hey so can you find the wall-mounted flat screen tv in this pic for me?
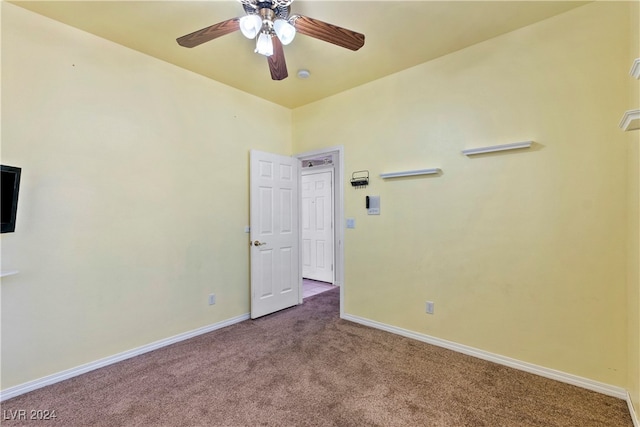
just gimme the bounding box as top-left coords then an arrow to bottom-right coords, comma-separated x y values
1,165 -> 22,233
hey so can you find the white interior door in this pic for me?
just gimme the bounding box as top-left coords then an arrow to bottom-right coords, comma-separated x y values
250,150 -> 300,319
301,170 -> 334,283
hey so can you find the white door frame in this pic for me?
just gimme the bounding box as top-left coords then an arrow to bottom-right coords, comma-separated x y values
295,146 -> 345,317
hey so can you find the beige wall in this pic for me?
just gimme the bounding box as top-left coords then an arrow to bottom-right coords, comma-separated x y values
294,2 -> 631,387
627,0 -> 640,416
1,3 -> 292,389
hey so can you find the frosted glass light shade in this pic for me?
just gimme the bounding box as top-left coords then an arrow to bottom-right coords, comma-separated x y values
239,15 -> 262,39
255,33 -> 273,56
273,19 -> 296,45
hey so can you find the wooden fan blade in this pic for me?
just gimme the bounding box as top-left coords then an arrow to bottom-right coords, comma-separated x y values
268,37 -> 288,80
177,18 -> 240,48
293,15 -> 365,51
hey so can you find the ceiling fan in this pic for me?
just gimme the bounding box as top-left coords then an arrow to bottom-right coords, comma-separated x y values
176,0 -> 365,81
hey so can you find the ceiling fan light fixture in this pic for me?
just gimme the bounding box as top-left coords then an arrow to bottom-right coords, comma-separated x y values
255,32 -> 274,57
177,0 -> 365,81
239,14 -> 262,39
273,19 -> 296,45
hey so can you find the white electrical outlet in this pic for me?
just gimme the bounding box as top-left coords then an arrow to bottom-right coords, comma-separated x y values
208,294 -> 216,305
426,301 -> 434,314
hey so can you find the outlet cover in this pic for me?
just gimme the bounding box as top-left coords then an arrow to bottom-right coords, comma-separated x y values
426,301 -> 434,314
208,294 -> 216,305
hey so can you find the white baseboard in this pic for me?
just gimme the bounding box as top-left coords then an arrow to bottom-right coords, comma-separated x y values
0,313 -> 250,402
342,313 -> 628,400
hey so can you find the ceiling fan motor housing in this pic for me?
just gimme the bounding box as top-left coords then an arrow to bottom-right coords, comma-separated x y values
243,1 -> 290,21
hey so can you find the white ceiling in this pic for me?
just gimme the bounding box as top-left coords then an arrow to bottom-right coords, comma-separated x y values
9,1 -> 589,109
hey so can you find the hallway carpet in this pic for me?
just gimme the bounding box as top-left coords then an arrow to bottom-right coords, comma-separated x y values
1,288 -> 633,426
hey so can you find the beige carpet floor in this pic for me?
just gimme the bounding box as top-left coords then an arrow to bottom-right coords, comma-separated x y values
1,288 -> 633,426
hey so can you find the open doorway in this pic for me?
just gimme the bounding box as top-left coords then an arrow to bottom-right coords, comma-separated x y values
296,146 -> 345,315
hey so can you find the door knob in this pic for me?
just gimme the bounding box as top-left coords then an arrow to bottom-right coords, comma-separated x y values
253,240 -> 267,246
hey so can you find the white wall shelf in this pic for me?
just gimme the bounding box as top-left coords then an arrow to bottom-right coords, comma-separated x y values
1,270 -> 19,278
380,168 -> 441,179
620,109 -> 640,131
631,58 -> 640,79
620,59 -> 639,131
462,141 -> 533,156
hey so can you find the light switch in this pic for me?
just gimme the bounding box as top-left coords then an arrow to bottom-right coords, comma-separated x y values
346,218 -> 356,229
